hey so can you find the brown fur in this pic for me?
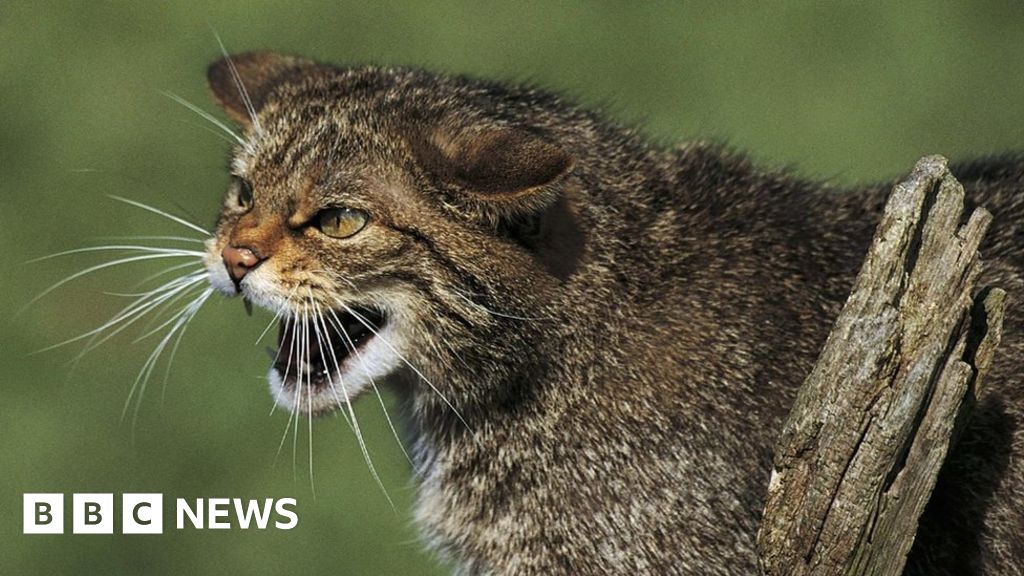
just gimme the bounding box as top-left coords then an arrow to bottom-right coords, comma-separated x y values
205,53 -> 1024,574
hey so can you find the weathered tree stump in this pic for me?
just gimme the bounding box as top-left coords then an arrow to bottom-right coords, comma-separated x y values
757,155 -> 1006,576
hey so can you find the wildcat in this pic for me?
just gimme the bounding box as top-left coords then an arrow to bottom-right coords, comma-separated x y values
200,52 -> 1023,574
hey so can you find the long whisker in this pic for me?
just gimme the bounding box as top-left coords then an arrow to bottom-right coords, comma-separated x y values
98,235 -> 206,245
255,306 -> 284,347
122,286 -> 213,427
325,307 -> 413,466
293,301 -> 309,481
129,262 -> 206,291
23,253 -> 201,311
172,117 -> 239,145
273,312 -> 300,459
267,317 -> 292,376
105,271 -> 207,347
107,195 -> 212,236
127,286 -> 212,423
160,90 -> 245,145
91,282 -> 208,361
305,301 -> 375,496
334,299 -> 478,442
255,283 -> 301,346
313,301 -> 395,509
70,281 -> 207,383
275,301 -> 307,473
132,283 -> 211,343
155,281 -> 214,405
26,245 -> 205,264
270,310 -> 300,418
269,290 -> 304,418
289,308 -> 355,471
306,303 -> 354,429
159,291 -> 205,404
34,270 -> 207,355
213,32 -> 263,135
131,278 -> 208,333
306,299 -> 317,498
79,272 -> 207,348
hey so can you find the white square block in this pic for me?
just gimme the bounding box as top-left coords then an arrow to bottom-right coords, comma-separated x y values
23,493 -> 63,534
72,493 -> 114,534
122,493 -> 163,534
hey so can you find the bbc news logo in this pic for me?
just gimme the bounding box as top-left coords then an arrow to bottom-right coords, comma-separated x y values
23,493 -> 298,534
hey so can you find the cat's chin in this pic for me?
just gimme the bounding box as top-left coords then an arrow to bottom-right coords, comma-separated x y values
266,309 -> 405,416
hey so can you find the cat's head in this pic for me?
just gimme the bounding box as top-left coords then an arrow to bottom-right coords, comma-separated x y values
203,52 -> 582,418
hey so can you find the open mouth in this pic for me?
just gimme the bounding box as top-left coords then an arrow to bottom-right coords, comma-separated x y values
272,306 -> 386,389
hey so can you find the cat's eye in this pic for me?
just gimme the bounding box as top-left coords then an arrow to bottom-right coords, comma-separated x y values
233,176 -> 253,210
317,207 -> 369,239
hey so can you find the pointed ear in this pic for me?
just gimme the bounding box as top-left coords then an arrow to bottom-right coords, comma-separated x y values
413,125 -> 575,201
207,52 -> 316,127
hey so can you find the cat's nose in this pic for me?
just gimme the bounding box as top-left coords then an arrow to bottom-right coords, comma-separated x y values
221,245 -> 265,286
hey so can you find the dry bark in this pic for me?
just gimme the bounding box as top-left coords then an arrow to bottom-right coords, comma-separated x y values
757,155 -> 1006,576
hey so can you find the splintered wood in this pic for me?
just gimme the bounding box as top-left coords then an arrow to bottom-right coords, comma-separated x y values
757,156 -> 1006,576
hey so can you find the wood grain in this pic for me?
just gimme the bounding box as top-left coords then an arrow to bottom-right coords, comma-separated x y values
757,155 -> 1006,576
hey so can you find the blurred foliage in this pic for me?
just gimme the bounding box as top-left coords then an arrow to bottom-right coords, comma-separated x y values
2,2 -> 1024,574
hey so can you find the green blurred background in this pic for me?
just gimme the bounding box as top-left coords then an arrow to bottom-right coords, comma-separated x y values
3,2 -> 1024,574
